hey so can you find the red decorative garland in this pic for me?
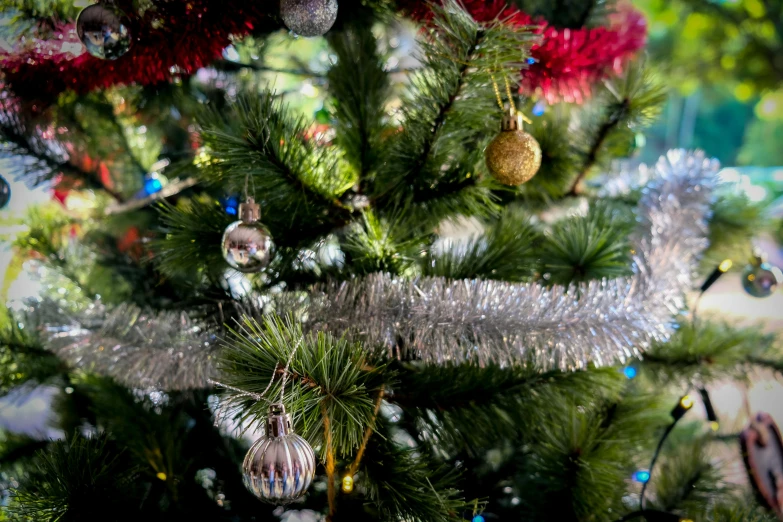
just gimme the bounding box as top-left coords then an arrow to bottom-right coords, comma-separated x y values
0,0 -> 644,105
401,0 -> 646,103
0,0 -> 272,105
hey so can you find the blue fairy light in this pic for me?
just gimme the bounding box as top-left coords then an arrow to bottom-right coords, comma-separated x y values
527,57 -> 537,65
472,516 -> 485,522
223,195 -> 239,216
532,100 -> 546,117
633,470 -> 650,483
623,366 -> 637,379
143,176 -> 163,196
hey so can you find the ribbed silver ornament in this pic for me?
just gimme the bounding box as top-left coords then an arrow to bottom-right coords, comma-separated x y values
242,404 -> 316,504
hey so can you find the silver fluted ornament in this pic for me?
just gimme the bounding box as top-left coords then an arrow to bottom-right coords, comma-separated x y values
221,198 -> 273,273
243,404 -> 316,504
76,3 -> 132,60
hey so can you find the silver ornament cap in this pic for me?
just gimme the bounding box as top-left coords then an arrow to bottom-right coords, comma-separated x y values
221,198 -> 273,273
280,0 -> 338,37
243,404 -> 316,504
76,4 -> 132,60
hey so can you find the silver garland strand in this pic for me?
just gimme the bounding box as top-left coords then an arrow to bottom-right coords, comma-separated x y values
287,150 -> 718,370
30,150 -> 717,387
33,300 -> 219,390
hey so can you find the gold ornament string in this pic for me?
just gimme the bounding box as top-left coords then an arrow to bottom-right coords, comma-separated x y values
427,46 -> 532,123
490,72 -> 532,124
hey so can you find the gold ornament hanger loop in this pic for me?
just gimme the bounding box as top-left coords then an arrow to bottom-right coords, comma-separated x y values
490,72 -> 532,124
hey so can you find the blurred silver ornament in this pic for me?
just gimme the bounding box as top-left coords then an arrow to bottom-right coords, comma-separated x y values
280,0 -> 338,37
222,198 -> 273,273
76,4 -> 132,60
741,254 -> 782,298
243,404 -> 316,504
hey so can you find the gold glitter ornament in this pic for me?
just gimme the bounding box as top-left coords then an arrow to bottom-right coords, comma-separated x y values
485,110 -> 542,186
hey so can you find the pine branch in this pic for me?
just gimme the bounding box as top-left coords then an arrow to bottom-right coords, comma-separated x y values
641,320 -> 779,384
152,198 -> 233,279
516,393 -> 672,520
701,191 -> 770,272
392,363 -> 627,453
361,418 -> 473,522
195,91 -> 357,243
568,60 -> 665,196
422,208 -> 541,282
327,23 -> 391,179
539,201 -> 635,285
105,177 -> 198,215
0,106 -> 124,200
568,106 -> 626,196
645,437 -> 725,520
372,0 -> 535,222
217,315 -> 388,457
341,210 -> 424,276
9,434 -> 141,521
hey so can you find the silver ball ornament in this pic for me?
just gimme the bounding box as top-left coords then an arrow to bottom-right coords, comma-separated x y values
76,4 -> 132,60
741,258 -> 783,298
221,198 -> 273,273
280,0 -> 338,37
0,175 -> 10,210
243,404 -> 316,504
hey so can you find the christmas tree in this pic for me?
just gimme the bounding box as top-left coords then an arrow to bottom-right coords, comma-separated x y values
1,1 -> 781,521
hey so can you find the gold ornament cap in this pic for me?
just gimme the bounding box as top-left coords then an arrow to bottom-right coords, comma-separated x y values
500,110 -> 525,132
239,197 -> 261,224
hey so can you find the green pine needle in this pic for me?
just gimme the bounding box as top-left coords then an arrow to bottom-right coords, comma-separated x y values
361,419 -> 473,522
423,207 -> 541,282
9,434 -> 140,521
643,320 -> 779,384
539,202 -> 635,285
327,24 -> 392,178
218,315 -> 387,457
152,197 -> 232,280
342,210 -> 423,276
702,191 -> 770,272
372,0 -> 536,222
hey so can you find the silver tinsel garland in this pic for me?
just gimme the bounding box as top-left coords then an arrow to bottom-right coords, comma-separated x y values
36,301 -> 218,390
31,150 -> 718,389
291,153 -> 717,370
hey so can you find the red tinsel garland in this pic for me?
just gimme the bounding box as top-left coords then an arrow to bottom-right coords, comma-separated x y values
0,0 -> 272,105
400,0 -> 646,103
0,0 -> 644,105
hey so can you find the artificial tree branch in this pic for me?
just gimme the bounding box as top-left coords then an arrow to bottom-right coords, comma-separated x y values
347,385 -> 385,477
567,102 -> 628,196
373,29 -> 482,203
322,401 -> 337,522
104,177 -> 198,215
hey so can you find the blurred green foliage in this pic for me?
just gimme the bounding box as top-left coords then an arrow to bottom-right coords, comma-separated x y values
636,0 -> 783,166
